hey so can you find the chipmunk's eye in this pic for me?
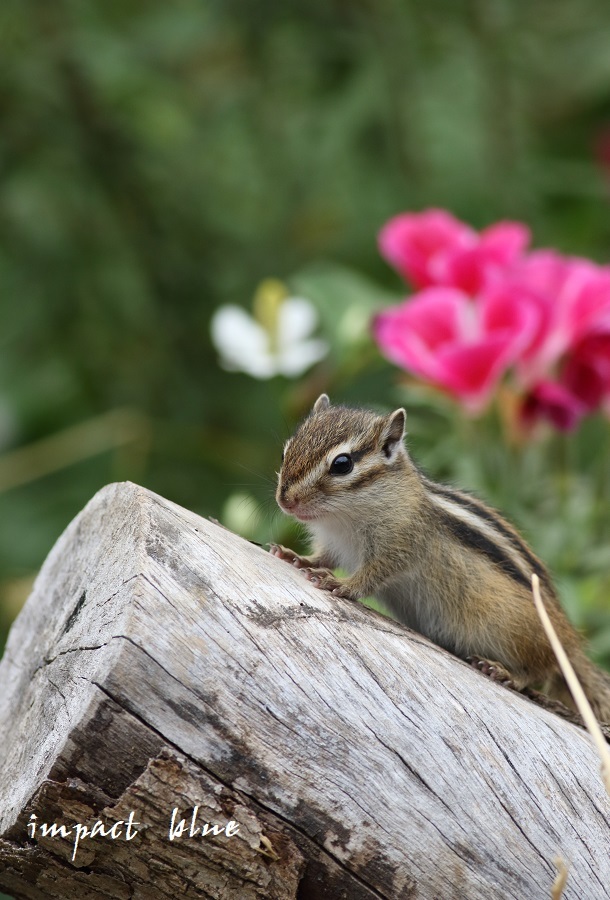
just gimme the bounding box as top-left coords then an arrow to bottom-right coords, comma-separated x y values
330,454 -> 353,475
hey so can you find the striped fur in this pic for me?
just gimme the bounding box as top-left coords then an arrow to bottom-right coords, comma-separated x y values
275,396 -> 610,721
278,399 -> 549,592
422,477 -> 555,595
423,481 -> 553,596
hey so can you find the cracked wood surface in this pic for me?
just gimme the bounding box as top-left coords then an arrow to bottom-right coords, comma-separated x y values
0,481 -> 609,899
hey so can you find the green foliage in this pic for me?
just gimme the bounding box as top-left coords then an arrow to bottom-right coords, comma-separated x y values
1,0 -> 610,668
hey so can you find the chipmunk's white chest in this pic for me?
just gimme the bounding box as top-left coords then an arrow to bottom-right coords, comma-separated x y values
307,520 -> 366,574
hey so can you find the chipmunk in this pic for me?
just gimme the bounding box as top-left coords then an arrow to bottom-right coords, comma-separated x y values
271,393 -> 610,723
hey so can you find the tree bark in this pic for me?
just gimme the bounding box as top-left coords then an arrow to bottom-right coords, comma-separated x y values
0,482 -> 608,899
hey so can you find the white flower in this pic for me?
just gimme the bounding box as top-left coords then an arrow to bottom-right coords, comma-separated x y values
211,281 -> 328,379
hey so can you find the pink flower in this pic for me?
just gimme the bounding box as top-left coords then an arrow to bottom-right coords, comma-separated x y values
520,381 -> 588,432
373,284 -> 540,412
516,268 -> 610,427
565,269 -> 610,341
562,330 -> 610,410
376,208 -> 610,429
378,210 -> 473,289
379,209 -> 530,294
511,251 -> 610,380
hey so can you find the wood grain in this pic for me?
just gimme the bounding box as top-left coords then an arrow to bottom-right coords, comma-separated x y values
0,482 -> 608,899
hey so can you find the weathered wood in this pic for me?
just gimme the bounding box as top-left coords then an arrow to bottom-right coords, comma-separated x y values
0,481 -> 608,899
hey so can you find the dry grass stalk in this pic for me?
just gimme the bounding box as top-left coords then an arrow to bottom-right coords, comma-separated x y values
531,573 -> 610,795
551,856 -> 569,900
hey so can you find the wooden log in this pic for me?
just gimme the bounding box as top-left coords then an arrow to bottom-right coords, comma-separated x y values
0,481 -> 608,900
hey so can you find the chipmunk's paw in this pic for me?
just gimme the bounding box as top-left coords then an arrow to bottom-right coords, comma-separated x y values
301,568 -> 357,600
467,656 -> 515,688
269,544 -> 308,568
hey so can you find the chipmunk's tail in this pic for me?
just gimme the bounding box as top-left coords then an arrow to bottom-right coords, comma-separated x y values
546,653 -> 610,725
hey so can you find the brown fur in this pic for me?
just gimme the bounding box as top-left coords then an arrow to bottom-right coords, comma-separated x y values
276,396 -> 610,724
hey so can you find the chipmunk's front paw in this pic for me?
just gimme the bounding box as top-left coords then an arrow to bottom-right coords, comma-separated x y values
301,568 -> 357,600
269,544 -> 308,568
467,656 -> 515,688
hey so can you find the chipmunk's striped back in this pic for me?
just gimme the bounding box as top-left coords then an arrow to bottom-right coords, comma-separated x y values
421,476 -> 555,597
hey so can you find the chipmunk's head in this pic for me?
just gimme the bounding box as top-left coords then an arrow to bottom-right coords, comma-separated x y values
276,394 -> 408,522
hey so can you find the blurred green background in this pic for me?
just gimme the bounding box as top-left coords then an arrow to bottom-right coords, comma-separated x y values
1,0 -> 610,669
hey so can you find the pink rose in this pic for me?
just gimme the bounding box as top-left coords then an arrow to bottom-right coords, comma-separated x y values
373,283 -> 540,413
379,209 -> 530,294
376,208 -> 610,429
520,380 -> 588,432
562,330 -> 610,410
565,269 -> 610,342
512,251 -> 610,379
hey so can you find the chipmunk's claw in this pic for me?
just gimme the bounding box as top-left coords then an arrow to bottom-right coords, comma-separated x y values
300,566 -> 329,587
269,544 -> 307,568
467,656 -> 515,687
301,568 -> 356,600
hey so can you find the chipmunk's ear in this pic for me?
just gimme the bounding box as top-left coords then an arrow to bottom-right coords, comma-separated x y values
312,394 -> 330,414
380,408 -> 406,460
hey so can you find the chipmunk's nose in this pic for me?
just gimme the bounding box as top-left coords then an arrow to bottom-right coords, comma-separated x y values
276,483 -> 290,505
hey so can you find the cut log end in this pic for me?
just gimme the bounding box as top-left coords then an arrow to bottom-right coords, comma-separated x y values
0,482 -> 608,899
